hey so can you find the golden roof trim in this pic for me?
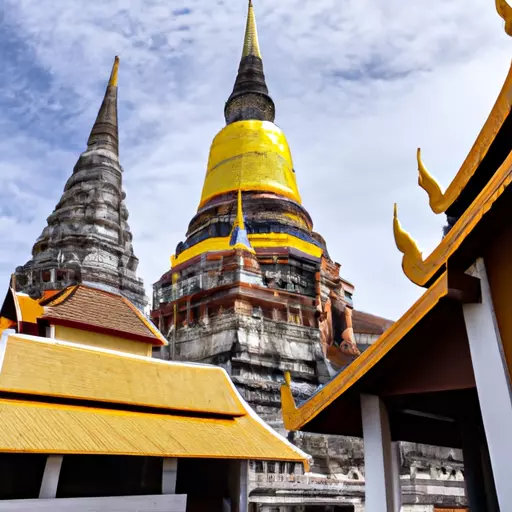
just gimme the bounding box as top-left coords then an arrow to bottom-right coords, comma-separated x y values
11,290 -> 44,327
281,272 -> 449,431
394,151 -> 512,286
417,62 -> 512,213
121,292 -> 168,345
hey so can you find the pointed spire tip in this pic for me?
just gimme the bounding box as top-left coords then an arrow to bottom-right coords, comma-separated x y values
242,0 -> 262,58
109,56 -> 120,87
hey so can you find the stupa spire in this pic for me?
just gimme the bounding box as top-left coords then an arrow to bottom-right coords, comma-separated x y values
224,0 -> 275,124
87,56 -> 120,155
242,1 -> 262,59
14,56 -> 147,310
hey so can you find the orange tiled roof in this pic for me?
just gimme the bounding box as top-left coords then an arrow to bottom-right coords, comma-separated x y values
353,310 -> 393,335
41,285 -> 166,346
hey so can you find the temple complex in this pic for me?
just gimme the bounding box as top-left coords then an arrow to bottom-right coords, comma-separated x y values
0,59 -> 308,512
13,57 -> 147,310
151,2 -> 466,510
4,0 -> 506,508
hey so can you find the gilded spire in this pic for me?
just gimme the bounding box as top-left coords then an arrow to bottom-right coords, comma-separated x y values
230,190 -> 255,253
224,1 -> 275,124
108,55 -> 120,87
496,0 -> 512,36
87,56 -> 120,155
236,188 -> 246,231
242,1 -> 262,58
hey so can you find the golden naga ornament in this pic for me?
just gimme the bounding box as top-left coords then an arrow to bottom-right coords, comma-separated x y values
496,0 -> 512,36
417,148 -> 446,214
393,204 -> 426,283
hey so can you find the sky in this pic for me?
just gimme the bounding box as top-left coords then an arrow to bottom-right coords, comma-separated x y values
0,0 -> 510,321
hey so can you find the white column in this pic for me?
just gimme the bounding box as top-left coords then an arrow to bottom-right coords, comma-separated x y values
238,460 -> 249,512
39,455 -> 63,499
162,458 -> 178,494
391,442 -> 402,510
463,258 -> 512,511
361,394 -> 399,512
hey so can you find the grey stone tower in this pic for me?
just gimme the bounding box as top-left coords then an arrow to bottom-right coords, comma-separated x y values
14,57 -> 146,309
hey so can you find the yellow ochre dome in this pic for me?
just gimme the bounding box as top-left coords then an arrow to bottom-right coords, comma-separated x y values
199,120 -> 302,208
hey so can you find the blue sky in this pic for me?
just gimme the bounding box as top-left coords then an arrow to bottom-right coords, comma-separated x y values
0,0 -> 510,320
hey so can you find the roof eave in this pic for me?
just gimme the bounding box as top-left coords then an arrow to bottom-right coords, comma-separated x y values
281,270 -> 480,432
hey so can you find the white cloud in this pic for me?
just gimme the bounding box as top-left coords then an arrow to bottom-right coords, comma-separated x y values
0,0 -> 510,320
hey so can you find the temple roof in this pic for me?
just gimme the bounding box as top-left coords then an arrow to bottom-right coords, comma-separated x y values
0,284 -> 166,346
352,310 -> 394,335
281,270 -> 481,439
41,285 -> 166,345
282,6 -> 512,437
0,330 -> 310,466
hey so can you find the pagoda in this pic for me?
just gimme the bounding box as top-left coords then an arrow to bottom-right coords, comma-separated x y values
151,1 -> 391,420
14,58 -> 147,310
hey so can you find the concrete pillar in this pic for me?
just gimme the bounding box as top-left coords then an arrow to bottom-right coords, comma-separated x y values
462,258 -> 512,511
391,442 -> 402,510
162,458 -> 178,494
39,455 -> 63,498
238,460 -> 249,512
229,460 -> 248,512
461,419 -> 489,512
361,394 -> 399,512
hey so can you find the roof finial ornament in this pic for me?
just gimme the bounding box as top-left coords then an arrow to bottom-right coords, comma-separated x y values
417,148 -> 445,213
393,204 -> 425,279
496,0 -> 512,36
